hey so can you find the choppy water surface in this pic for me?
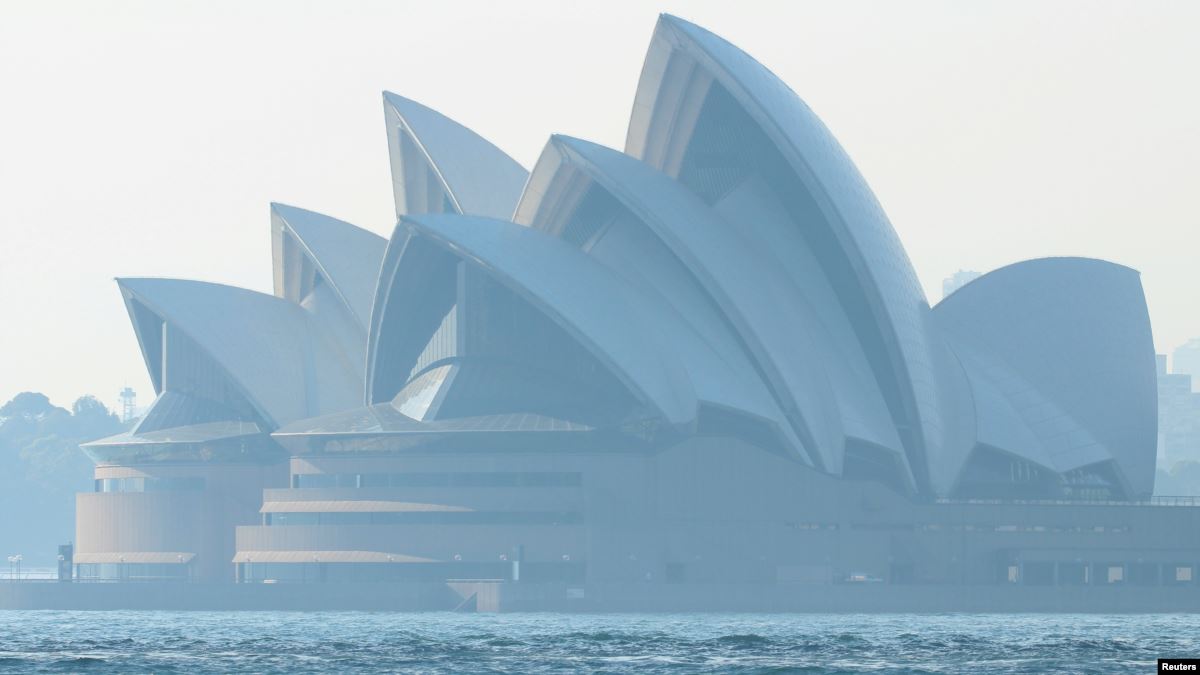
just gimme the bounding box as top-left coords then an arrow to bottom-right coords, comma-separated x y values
0,611 -> 1195,673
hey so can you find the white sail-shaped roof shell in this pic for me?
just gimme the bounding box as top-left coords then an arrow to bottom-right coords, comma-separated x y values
80,14 -> 1156,501
513,134 -> 911,476
398,213 -> 698,429
934,257 -> 1157,498
949,340 -> 1111,477
270,203 -> 387,375
383,93 -> 528,220
271,202 -> 386,332
119,278 -> 361,427
625,14 -> 947,491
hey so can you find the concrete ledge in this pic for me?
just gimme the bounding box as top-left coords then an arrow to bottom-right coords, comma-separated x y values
3,581 -> 1200,612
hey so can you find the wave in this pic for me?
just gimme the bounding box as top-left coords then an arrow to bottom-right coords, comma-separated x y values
0,612 -> 1191,674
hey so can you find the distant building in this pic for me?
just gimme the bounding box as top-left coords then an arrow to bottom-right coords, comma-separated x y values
1174,339 -> 1200,390
1158,346 -> 1200,469
942,270 -> 981,299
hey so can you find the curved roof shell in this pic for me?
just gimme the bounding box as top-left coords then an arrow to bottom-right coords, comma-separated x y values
365,225 -> 452,405
383,93 -> 528,220
95,14 -> 1160,500
118,277 -> 362,428
934,257 -> 1157,497
515,134 -> 913,476
270,202 -> 386,334
948,339 -> 1111,479
356,19 -> 1156,496
394,213 -> 699,429
367,215 -> 683,431
624,13 -> 945,491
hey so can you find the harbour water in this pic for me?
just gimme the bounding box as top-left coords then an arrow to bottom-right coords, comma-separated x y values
0,611 -> 1195,673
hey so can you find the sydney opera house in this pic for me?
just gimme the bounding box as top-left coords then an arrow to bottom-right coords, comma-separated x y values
70,15 -> 1200,608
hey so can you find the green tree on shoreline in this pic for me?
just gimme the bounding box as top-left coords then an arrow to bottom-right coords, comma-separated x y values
0,392 -> 127,565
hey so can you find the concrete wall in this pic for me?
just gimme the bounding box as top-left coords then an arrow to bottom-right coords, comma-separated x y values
77,461 -> 287,581
76,437 -> 1200,595
231,437 -> 1200,590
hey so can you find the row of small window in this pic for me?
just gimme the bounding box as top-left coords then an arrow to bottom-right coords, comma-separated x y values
1003,562 -> 1195,586
237,561 -> 586,584
76,563 -> 189,581
94,477 -> 206,493
920,523 -> 1131,534
264,511 -> 583,526
847,522 -> 1131,533
291,471 -> 583,489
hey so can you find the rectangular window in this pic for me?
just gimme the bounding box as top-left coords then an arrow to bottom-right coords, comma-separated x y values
143,477 -> 205,492
371,512 -> 402,525
264,511 -> 582,526
665,563 -> 686,583
289,471 -> 585,489
1058,563 -> 1088,586
521,472 -> 582,487
271,512 -> 319,526
1177,566 -> 1193,583
360,473 -> 390,488
452,472 -> 519,487
1023,562 -> 1055,586
96,477 -> 203,492
294,474 -> 337,489
320,513 -> 370,526
391,473 -> 449,487
1107,566 -> 1124,584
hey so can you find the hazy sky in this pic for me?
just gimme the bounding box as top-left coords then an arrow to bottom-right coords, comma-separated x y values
1,0 -> 1198,412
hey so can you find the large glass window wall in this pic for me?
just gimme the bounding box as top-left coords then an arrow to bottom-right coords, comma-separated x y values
237,561 -> 585,584
291,471 -> 582,489
76,563 -> 190,581
265,511 -> 582,526
94,476 -> 206,493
